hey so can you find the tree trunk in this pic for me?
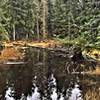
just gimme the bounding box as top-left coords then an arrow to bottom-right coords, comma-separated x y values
48,0 -> 52,36
68,16 -> 71,39
42,0 -> 47,39
68,0 -> 71,39
36,13 -> 40,41
12,24 -> 16,41
26,33 -> 29,40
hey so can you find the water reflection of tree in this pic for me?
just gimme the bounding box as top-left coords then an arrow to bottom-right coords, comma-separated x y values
25,48 -> 49,95
0,48 -> 100,99
0,64 -> 33,99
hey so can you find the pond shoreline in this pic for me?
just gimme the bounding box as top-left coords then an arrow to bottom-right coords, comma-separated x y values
0,40 -> 100,67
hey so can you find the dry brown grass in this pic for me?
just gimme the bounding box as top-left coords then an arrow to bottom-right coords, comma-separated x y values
88,67 -> 100,75
27,40 -> 58,48
84,89 -> 100,100
85,49 -> 100,61
0,47 -> 22,62
2,40 -> 59,48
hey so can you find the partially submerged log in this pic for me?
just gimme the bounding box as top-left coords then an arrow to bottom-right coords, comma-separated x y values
3,61 -> 26,65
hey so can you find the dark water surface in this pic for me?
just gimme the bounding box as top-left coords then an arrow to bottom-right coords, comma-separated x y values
0,47 -> 100,100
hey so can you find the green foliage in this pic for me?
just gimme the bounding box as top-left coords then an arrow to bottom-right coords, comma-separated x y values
0,0 -> 99,49
0,25 -> 9,41
50,0 -> 100,49
0,0 -> 36,40
89,35 -> 100,49
7,0 -> 36,40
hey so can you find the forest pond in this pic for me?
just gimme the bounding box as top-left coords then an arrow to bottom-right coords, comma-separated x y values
0,47 -> 100,100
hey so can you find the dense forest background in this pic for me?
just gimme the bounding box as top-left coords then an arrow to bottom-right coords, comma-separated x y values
0,0 -> 100,48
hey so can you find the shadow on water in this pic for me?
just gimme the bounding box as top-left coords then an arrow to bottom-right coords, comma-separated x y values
0,47 -> 100,100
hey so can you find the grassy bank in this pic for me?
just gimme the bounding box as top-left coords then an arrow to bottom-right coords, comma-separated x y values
54,37 -> 100,49
54,37 -> 100,61
0,38 -> 100,62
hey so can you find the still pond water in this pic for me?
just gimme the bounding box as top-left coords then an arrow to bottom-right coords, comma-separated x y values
0,47 -> 100,100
